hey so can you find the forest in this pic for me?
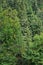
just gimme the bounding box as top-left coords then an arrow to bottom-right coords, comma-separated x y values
0,0 -> 43,65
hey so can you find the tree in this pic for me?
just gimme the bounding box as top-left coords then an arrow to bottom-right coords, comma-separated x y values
0,7 -> 23,65
0,0 -> 43,65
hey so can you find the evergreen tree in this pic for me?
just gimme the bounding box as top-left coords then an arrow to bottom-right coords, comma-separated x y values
0,7 -> 23,65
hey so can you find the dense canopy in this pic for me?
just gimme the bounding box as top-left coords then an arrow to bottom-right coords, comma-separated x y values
0,0 -> 43,65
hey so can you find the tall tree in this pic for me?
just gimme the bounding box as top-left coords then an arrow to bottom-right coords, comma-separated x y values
0,7 -> 23,65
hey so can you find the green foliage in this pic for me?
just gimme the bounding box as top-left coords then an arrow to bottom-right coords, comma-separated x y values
0,0 -> 43,65
23,33 -> 43,65
0,7 -> 23,65
29,14 -> 42,36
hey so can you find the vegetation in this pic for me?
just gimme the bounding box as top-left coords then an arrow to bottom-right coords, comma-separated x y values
0,0 -> 43,65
